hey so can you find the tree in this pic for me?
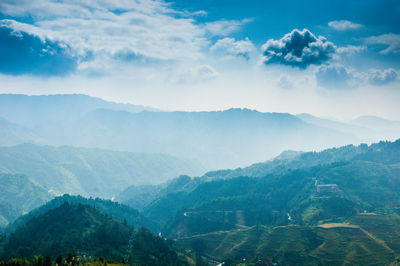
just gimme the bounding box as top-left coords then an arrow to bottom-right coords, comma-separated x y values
55,255 -> 62,265
44,256 -> 52,266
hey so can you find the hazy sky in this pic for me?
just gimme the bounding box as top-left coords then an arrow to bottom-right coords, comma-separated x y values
0,0 -> 399,120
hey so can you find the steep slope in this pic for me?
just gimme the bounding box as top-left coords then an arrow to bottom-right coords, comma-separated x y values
5,194 -> 160,234
1,203 -> 192,265
0,143 -> 205,197
0,174 -> 53,227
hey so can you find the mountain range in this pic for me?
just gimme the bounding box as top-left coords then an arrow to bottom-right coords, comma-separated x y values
0,143 -> 204,198
2,94 -> 399,169
1,139 -> 400,264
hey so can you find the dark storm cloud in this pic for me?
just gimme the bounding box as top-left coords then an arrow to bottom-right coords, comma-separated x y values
262,29 -> 335,68
0,25 -> 77,76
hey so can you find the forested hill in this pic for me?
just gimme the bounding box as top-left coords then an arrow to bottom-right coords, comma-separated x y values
203,138 -> 400,180
1,202 -> 194,265
5,194 -> 160,234
114,139 -> 400,237
118,139 -> 400,211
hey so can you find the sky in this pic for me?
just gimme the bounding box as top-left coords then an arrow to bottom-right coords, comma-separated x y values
0,0 -> 399,120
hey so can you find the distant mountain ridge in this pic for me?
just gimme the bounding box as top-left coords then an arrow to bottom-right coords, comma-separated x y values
0,94 -> 157,127
297,113 -> 400,142
59,107 -> 358,168
0,93 -> 366,169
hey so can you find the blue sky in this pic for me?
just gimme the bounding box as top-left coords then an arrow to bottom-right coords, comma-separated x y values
0,0 -> 399,120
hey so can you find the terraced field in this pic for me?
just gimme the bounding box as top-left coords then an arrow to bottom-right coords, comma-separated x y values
178,215 -> 400,265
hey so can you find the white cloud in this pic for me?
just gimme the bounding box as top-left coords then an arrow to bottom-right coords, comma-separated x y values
0,0 -> 249,74
365,33 -> 400,54
336,45 -> 367,55
204,18 -> 252,36
315,65 -> 399,89
367,68 -> 399,85
210,37 -> 255,59
328,20 -> 363,31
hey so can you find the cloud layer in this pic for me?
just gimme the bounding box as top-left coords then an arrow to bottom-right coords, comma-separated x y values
365,34 -> 400,54
210,37 -> 255,59
368,68 -> 399,85
316,65 -> 399,89
0,0 -> 248,76
328,20 -> 363,31
261,29 -> 336,68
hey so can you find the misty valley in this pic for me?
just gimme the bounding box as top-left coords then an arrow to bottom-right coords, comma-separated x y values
0,94 -> 400,265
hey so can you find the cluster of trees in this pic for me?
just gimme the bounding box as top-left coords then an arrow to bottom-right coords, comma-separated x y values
1,203 -> 197,265
0,254 -> 120,266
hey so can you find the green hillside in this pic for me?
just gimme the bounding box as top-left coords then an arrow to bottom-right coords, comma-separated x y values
0,143 -> 204,198
203,139 -> 400,180
119,140 -> 400,213
178,216 -> 400,265
0,174 -> 52,227
122,140 -> 400,239
5,194 -> 160,234
1,203 -> 193,265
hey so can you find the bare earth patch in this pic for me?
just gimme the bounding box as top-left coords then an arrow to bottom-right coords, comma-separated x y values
317,223 -> 359,229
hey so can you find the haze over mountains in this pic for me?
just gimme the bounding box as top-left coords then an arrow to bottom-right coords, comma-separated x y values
1,93 -> 400,264
2,139 -> 400,265
0,144 -> 204,198
1,94 -> 399,170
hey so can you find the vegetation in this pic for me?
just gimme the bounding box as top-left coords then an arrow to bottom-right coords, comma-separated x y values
0,143 -> 204,198
0,203 -> 194,265
5,194 -> 160,234
0,174 -> 52,227
178,216 -> 400,265
2,139 -> 400,264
